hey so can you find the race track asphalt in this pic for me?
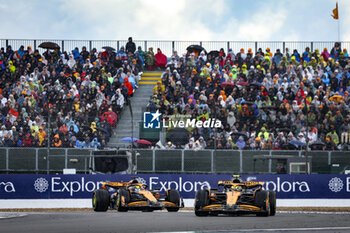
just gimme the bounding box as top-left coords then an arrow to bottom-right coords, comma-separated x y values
1,211 -> 350,233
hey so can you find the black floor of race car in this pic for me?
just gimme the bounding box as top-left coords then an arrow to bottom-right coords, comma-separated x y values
1,211 -> 350,233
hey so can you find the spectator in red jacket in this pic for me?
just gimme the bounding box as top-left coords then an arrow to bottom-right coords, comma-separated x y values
22,134 -> 32,147
124,77 -> 133,96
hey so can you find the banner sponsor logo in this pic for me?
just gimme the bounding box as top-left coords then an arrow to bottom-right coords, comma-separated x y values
246,176 -> 311,193
143,111 -> 161,129
34,178 -> 49,193
0,181 -> 15,193
51,177 -> 103,197
143,111 -> 222,129
328,177 -> 344,192
149,177 -> 210,192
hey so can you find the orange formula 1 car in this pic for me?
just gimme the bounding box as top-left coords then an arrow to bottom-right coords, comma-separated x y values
92,178 -> 184,212
194,175 -> 276,217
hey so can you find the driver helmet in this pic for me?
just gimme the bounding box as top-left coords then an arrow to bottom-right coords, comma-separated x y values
232,175 -> 243,183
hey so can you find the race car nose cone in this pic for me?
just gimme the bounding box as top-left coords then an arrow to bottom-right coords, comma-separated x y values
149,201 -> 162,207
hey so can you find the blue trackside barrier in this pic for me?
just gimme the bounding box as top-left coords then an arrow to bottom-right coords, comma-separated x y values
0,174 -> 349,199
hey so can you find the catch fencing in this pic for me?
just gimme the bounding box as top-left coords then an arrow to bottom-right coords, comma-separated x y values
1,39 -> 349,57
136,149 -> 349,174
0,148 -> 349,174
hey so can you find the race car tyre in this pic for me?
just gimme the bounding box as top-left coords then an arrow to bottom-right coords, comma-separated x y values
195,190 -> 209,216
166,189 -> 180,212
117,189 -> 130,212
269,191 -> 276,216
254,190 -> 270,217
92,189 -> 110,212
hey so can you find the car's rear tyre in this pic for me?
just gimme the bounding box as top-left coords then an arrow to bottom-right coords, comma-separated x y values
195,190 -> 209,216
269,191 -> 276,216
254,190 -> 270,217
117,189 -> 130,212
92,189 -> 109,212
166,189 -> 180,212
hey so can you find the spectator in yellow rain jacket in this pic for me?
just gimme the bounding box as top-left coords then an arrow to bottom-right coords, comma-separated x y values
38,127 -> 46,146
153,81 -> 165,94
258,127 -> 270,141
8,61 -> 16,73
326,127 -> 340,146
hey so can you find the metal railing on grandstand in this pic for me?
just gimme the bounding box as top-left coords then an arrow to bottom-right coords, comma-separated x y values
0,148 -> 94,174
1,39 -> 349,57
135,149 -> 350,174
0,148 -> 348,174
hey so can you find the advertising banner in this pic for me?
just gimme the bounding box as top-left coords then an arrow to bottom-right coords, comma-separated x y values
0,174 -> 349,199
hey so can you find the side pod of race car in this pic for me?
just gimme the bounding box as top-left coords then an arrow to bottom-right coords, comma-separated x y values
194,175 -> 276,217
92,178 -> 184,212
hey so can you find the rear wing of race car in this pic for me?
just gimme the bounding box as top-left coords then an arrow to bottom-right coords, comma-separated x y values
218,180 -> 264,188
101,182 -> 129,190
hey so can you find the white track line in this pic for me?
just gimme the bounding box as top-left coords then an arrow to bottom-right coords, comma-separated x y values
277,211 -> 350,214
0,214 -> 27,219
178,210 -> 350,214
152,226 -> 350,233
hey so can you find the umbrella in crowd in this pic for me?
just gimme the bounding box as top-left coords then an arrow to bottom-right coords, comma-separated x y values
97,127 -> 109,134
281,143 -> 298,150
329,94 -> 345,103
102,46 -> 116,52
250,81 -> 264,87
166,128 -> 189,145
136,139 -> 152,145
186,45 -> 206,56
220,82 -> 235,88
100,111 -> 118,127
289,140 -> 306,147
242,101 -> 255,105
236,81 -> 249,86
208,50 -> 220,58
310,141 -> 326,150
121,137 -> 139,142
38,42 -> 60,50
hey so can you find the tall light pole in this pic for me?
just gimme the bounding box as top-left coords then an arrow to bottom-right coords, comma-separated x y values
47,108 -> 51,174
128,99 -> 135,174
304,99 -> 309,174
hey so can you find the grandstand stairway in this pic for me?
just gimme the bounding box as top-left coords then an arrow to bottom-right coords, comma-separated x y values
108,71 -> 162,148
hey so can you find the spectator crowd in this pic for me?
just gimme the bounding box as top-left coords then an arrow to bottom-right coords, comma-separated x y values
1,37 -> 350,151
0,37 -> 144,148
147,42 -> 350,151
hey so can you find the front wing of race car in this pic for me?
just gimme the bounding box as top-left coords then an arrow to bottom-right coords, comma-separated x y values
123,200 -> 183,210
117,189 -> 185,210
200,203 -> 265,214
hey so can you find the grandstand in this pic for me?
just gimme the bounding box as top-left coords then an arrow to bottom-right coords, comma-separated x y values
0,39 -> 349,174
0,39 -> 349,152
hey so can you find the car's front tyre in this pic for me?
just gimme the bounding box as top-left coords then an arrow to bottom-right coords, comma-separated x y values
92,189 -> 110,212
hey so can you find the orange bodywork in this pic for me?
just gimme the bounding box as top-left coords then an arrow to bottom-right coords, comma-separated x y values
226,191 -> 241,205
139,190 -> 158,202
128,201 -> 148,206
121,195 -> 126,205
102,182 -> 129,190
